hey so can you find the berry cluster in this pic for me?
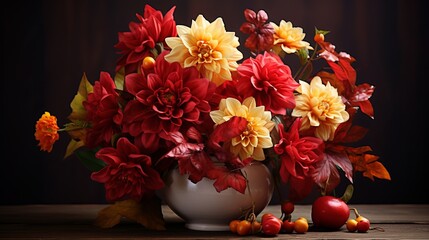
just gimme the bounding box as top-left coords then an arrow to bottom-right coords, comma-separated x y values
229,200 -> 309,236
346,208 -> 371,233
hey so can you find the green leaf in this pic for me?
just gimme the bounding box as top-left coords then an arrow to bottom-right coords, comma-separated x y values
340,184 -> 354,203
114,67 -> 125,91
150,42 -> 165,58
75,148 -> 106,172
296,48 -> 310,65
64,139 -> 85,159
315,27 -> 330,36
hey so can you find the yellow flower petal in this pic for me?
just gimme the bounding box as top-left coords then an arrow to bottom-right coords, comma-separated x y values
210,97 -> 274,160
293,76 -> 349,141
165,14 -> 242,86
272,20 -> 313,55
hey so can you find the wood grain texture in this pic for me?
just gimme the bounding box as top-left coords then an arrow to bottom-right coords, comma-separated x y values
1,204 -> 428,239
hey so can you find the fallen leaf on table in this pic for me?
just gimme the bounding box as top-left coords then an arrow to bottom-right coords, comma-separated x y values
94,196 -> 165,230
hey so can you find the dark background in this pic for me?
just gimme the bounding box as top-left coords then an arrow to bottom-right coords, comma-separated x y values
1,0 -> 428,204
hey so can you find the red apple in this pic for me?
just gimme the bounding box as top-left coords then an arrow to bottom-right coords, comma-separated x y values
311,196 -> 350,229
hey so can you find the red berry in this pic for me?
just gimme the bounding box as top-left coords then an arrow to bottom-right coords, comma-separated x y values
261,215 -> 282,236
281,200 -> 295,215
357,219 -> 370,233
282,219 -> 295,233
314,33 -> 325,43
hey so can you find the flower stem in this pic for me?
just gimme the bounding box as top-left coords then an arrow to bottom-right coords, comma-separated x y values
293,44 -> 319,81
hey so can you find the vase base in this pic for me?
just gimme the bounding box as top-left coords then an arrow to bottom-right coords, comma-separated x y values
185,222 -> 229,231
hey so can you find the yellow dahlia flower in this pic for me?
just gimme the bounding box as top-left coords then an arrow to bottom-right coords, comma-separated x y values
210,97 -> 275,160
271,20 -> 313,54
164,15 -> 243,86
292,76 -> 349,141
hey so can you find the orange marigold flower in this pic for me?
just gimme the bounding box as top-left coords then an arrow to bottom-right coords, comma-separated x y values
35,112 -> 60,152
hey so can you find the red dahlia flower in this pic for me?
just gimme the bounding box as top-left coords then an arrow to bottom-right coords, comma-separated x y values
83,72 -> 123,148
240,9 -> 274,53
91,137 -> 164,202
114,4 -> 177,74
122,51 -> 216,152
236,52 -> 299,115
274,119 -> 324,200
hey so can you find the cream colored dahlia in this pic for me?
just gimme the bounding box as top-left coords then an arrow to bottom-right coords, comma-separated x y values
292,76 -> 349,141
271,20 -> 313,54
164,15 -> 243,86
210,97 -> 275,160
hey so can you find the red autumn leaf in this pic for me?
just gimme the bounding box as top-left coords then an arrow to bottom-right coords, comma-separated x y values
318,39 -> 356,85
349,83 -> 375,118
208,116 -> 248,161
357,100 -> 375,119
351,83 -> 375,102
312,151 -> 353,194
160,131 -> 186,144
342,125 -> 369,143
209,116 -> 248,149
161,140 -> 204,159
334,121 -> 369,144
327,60 -> 349,82
318,49 -> 375,120
177,151 -> 213,183
325,53 -> 356,86
206,166 -> 247,193
227,156 -> 253,169
317,42 -> 339,62
159,130 -> 204,159
346,146 -> 373,155
185,126 -> 202,143
340,57 -> 357,86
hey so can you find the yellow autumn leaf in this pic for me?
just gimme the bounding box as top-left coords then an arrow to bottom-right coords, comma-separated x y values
66,126 -> 87,141
68,73 -> 93,121
94,197 -> 166,230
64,139 -> 85,159
114,67 -> 125,91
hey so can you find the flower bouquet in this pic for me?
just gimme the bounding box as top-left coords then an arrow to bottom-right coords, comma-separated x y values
35,4 -> 390,231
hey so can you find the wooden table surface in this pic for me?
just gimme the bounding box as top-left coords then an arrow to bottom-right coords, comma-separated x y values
1,204 -> 429,239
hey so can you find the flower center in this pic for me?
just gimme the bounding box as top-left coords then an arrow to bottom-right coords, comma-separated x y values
119,175 -> 131,184
159,89 -> 177,106
197,40 -> 213,63
318,100 -> 330,115
240,122 -> 258,146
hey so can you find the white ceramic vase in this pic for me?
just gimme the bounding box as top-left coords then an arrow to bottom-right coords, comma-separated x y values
160,161 -> 274,231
